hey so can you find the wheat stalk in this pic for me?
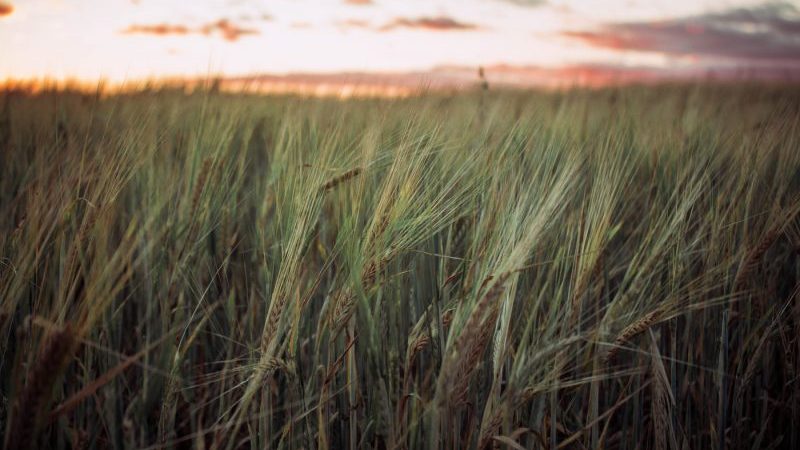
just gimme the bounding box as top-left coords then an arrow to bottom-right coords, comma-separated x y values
649,329 -> 675,450
734,229 -> 781,289
190,158 -> 213,218
6,323 -> 76,450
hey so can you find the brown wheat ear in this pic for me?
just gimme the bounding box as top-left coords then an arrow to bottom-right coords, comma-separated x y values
446,273 -> 510,407
605,309 -> 661,365
6,323 -> 77,450
190,158 -> 213,217
320,167 -> 362,192
734,228 -> 782,290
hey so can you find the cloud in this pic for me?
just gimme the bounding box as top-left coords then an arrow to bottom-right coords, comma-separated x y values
335,16 -> 482,32
238,13 -> 273,22
379,16 -> 482,32
496,0 -> 546,6
344,0 -> 373,5
562,3 -> 800,64
335,19 -> 371,30
122,19 -> 258,42
201,19 -> 259,41
0,2 -> 13,17
123,24 -> 191,36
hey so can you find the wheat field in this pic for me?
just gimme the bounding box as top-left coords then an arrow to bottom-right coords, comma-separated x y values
1,84 -> 800,449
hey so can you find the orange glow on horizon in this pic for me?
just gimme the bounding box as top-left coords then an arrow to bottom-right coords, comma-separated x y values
7,62 -> 798,101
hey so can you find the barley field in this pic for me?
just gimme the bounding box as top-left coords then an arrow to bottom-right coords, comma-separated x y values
1,84 -> 800,449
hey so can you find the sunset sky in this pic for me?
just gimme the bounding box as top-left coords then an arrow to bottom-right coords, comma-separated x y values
1,0 -> 799,84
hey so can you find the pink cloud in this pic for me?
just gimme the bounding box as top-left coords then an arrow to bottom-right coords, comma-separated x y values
379,16 -> 482,32
123,23 -> 191,36
201,19 -> 259,42
122,19 -> 259,42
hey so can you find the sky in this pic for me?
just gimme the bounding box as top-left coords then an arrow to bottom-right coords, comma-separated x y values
1,0 -> 800,85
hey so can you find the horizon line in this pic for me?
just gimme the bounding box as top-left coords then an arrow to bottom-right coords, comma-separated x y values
3,63 -> 800,98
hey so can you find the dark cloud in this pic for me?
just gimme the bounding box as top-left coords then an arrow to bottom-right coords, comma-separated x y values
379,16 -> 482,32
0,2 -> 13,17
122,19 -> 258,42
562,3 -> 800,64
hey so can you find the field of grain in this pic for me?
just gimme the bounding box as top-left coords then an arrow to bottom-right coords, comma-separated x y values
1,84 -> 800,449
